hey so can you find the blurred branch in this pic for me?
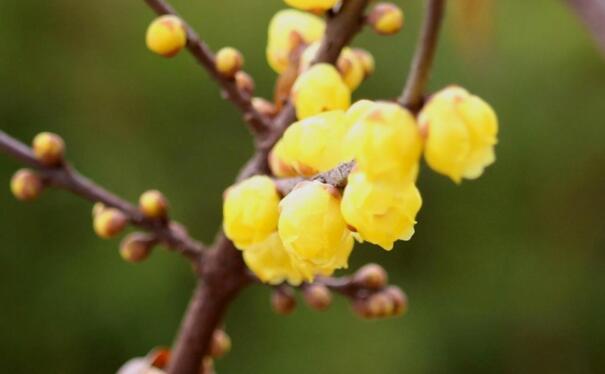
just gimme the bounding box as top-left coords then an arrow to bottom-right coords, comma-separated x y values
143,0 -> 273,138
0,130 -> 205,261
566,0 -> 605,54
398,0 -> 446,111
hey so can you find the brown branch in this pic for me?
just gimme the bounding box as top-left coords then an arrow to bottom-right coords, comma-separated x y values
143,0 -> 273,137
566,0 -> 605,54
398,0 -> 446,111
275,160 -> 355,195
0,130 -> 205,261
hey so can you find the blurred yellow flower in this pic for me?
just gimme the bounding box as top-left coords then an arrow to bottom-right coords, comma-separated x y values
243,233 -> 305,285
267,10 -> 325,73
292,64 -> 351,119
419,86 -> 498,183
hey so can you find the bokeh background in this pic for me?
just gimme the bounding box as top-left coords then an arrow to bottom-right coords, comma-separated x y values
1,0 -> 604,373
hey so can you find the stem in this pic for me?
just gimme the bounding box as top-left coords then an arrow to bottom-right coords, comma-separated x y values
0,130 -> 205,260
398,0 -> 446,111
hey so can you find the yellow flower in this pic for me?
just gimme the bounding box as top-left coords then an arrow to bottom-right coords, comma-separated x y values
145,15 -> 187,57
269,139 -> 299,178
223,176 -> 280,249
343,101 -> 422,183
278,181 -> 353,277
292,64 -> 351,119
284,0 -> 339,12
419,86 -> 498,182
243,233 -> 305,285
271,110 -> 350,176
267,10 -> 325,73
341,171 -> 422,250
300,44 -> 365,91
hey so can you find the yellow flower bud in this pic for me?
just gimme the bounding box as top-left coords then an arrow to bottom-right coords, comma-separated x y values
284,0 -> 339,12
300,44 -> 365,91
209,329 -> 231,359
278,181 -> 353,277
32,132 -> 65,166
119,232 -> 155,263
93,208 -> 128,239
215,47 -> 244,78
343,102 -> 422,183
267,10 -> 325,73
243,233 -> 305,285
273,110 -> 350,176
368,3 -> 404,35
223,176 -> 280,249
146,15 -> 187,57
292,64 -> 351,119
341,171 -> 422,250
139,190 -> 169,219
10,169 -> 44,201
418,86 -> 498,183
353,48 -> 375,78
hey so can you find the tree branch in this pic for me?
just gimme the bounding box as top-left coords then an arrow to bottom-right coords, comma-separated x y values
143,0 -> 273,137
275,160 -> 355,195
566,0 -> 605,54
0,130 -> 205,261
398,0 -> 446,111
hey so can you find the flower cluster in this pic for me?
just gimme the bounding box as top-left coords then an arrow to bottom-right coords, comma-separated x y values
220,2 -> 499,286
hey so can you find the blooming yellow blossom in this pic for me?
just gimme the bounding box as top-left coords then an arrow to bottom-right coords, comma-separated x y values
418,86 -> 498,182
270,110 -> 350,176
343,102 -> 422,183
223,176 -> 280,249
292,64 -> 351,119
243,233 -> 305,285
267,10 -> 325,73
341,171 -> 422,250
269,139 -> 299,178
278,181 -> 353,278
146,15 -> 187,57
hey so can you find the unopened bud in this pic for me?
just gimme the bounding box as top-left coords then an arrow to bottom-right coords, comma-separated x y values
271,287 -> 296,315
93,208 -> 128,239
139,190 -> 168,219
147,347 -> 171,369
352,299 -> 372,319
384,285 -> 408,316
353,48 -> 375,78
303,283 -> 332,311
251,97 -> 277,118
367,292 -> 395,318
201,357 -> 214,374
354,263 -> 388,289
10,169 -> 44,201
368,3 -> 404,35
215,47 -> 244,78
146,15 -> 187,57
120,232 -> 156,263
92,202 -> 106,218
209,329 -> 231,358
32,132 -> 65,166
235,71 -> 254,96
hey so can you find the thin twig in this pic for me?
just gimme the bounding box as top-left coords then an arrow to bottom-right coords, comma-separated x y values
143,0 -> 272,137
0,130 -> 205,261
398,0 -> 446,111
275,160 -> 355,196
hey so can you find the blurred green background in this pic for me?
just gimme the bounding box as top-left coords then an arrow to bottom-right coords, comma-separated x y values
1,0 -> 604,373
